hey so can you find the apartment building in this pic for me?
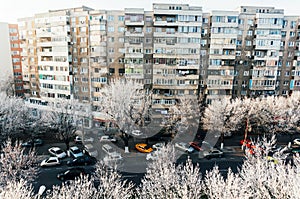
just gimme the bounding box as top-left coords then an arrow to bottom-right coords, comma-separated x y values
0,22 -> 14,93
13,4 -> 300,109
8,24 -> 24,97
152,4 -> 202,111
207,10 -> 239,102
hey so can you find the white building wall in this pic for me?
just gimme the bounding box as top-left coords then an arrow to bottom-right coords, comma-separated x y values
0,22 -> 14,84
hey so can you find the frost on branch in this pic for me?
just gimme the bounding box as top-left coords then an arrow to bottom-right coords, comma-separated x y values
138,145 -> 202,199
0,138 -> 38,186
0,92 -> 24,138
0,179 -> 35,199
94,162 -> 133,199
46,175 -> 97,199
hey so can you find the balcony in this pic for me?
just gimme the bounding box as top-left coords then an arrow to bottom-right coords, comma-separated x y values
125,31 -> 144,37
125,20 -> 144,26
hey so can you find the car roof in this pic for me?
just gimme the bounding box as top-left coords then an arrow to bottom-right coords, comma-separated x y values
50,147 -> 61,151
48,156 -> 58,160
70,146 -> 79,150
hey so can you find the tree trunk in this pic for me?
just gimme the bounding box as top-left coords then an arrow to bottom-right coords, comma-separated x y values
242,118 -> 249,150
220,131 -> 224,149
65,139 -> 70,150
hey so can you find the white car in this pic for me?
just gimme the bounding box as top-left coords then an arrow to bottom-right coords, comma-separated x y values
74,136 -> 94,144
48,147 -> 67,159
40,157 -> 60,167
103,153 -> 123,164
175,142 -> 189,152
293,138 -> 300,145
69,146 -> 84,158
131,130 -> 142,136
152,143 -> 165,150
203,148 -> 224,159
84,144 -> 98,157
146,150 -> 162,161
99,135 -> 117,143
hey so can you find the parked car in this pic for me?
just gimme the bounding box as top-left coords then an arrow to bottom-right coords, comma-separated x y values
57,168 -> 86,181
84,144 -> 98,157
189,142 -> 203,151
67,155 -> 97,166
103,153 -> 123,164
152,142 -> 165,150
131,130 -> 142,136
175,142 -> 189,152
48,147 -> 67,159
203,148 -> 224,159
146,150 -> 162,161
74,136 -> 94,144
102,144 -> 116,156
40,157 -> 60,167
293,138 -> 300,146
99,135 -> 117,143
69,146 -> 84,158
135,143 -> 153,153
21,139 -> 43,147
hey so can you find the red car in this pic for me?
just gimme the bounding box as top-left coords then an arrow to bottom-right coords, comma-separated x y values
240,139 -> 252,148
189,142 -> 203,151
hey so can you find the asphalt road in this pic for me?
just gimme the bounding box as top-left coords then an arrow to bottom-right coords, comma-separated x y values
32,132 -> 299,193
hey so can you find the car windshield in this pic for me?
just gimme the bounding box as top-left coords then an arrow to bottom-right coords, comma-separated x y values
55,149 -> 63,154
72,149 -> 81,153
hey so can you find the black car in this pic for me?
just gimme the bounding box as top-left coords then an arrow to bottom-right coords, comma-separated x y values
21,139 -> 43,147
67,155 -> 97,166
57,168 -> 86,181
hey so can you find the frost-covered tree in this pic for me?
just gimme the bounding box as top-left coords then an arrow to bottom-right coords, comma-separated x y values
0,179 -> 35,199
232,94 -> 300,141
164,97 -> 200,138
94,163 -> 133,199
43,99 -> 84,150
98,78 -> 153,150
0,92 -> 24,138
203,167 -> 250,199
202,98 -> 240,148
0,138 -> 38,186
46,175 -> 97,199
281,93 -> 300,133
138,145 -> 203,198
238,138 -> 297,199
0,75 -> 16,97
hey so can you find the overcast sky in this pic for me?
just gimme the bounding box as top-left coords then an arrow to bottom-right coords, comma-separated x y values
1,0 -> 300,23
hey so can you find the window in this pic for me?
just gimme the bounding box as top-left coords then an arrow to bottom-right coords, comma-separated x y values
118,27 -> 124,32
82,87 -> 88,92
246,40 -> 252,46
108,37 -> 114,42
285,71 -> 290,76
108,15 -> 114,21
146,27 -> 152,33
108,26 -> 114,32
247,30 -> 253,36
290,31 -> 295,37
118,37 -> 124,42
288,42 -> 295,47
118,16 -> 124,21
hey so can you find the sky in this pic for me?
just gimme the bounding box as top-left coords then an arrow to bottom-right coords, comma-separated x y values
1,0 -> 300,23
